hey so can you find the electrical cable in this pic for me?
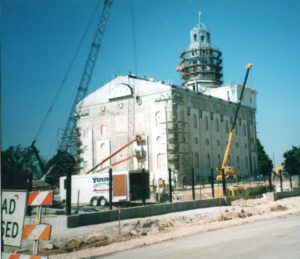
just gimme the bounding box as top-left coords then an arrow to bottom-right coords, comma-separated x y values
130,0 -> 138,75
33,0 -> 101,146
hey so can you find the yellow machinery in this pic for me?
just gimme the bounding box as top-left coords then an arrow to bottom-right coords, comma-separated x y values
217,64 -> 252,181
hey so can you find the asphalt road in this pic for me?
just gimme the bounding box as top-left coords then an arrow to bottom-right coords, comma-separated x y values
102,213 -> 300,259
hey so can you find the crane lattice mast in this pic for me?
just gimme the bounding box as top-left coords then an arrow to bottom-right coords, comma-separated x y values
59,0 -> 113,154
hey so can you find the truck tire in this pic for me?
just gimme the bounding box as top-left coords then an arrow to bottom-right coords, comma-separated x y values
99,197 -> 107,207
91,197 -> 99,207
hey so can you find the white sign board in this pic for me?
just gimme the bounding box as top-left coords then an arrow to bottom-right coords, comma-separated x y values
1,190 -> 27,247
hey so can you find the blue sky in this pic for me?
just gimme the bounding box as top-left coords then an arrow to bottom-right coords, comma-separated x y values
2,0 -> 300,166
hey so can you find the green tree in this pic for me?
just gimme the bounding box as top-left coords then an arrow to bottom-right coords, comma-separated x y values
46,150 -> 76,187
283,146 -> 300,176
256,139 -> 273,176
1,145 -> 43,189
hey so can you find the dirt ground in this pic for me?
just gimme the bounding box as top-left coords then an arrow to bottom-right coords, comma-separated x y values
16,193 -> 298,259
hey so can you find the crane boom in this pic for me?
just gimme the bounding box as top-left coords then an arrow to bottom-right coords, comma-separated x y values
59,0 -> 113,152
217,64 -> 252,180
31,140 -> 46,175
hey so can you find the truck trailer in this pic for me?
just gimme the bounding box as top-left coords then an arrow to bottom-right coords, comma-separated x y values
59,170 -> 149,206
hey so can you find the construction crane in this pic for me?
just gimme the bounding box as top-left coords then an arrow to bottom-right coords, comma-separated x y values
59,0 -> 113,156
216,63 -> 252,181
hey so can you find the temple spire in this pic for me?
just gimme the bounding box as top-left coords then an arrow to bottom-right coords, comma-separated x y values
198,11 -> 202,26
177,18 -> 223,90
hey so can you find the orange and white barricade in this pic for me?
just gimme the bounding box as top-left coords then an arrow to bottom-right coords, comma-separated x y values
26,191 -> 53,256
2,252 -> 48,259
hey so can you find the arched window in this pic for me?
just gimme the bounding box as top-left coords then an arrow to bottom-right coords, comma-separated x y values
236,156 -> 240,169
195,153 -> 199,169
156,136 -> 163,153
101,125 -> 107,136
205,116 -> 209,130
243,124 -> 247,136
155,111 -> 161,127
84,161 -> 88,170
253,158 -> 257,171
207,154 -> 211,169
193,114 -> 197,128
217,154 -> 222,165
215,118 -> 219,132
225,121 -> 229,133
179,110 -> 184,121
157,153 -> 166,170
206,138 -> 210,146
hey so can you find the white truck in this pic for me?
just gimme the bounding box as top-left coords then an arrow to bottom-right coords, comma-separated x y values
59,170 -> 149,207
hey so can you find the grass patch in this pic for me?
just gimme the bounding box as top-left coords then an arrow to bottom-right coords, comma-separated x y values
270,204 -> 287,212
230,185 -> 267,201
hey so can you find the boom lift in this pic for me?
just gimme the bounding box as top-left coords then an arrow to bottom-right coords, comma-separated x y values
85,135 -> 146,174
216,64 -> 252,181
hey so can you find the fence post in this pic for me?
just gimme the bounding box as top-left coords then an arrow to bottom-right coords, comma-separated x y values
109,168 -> 113,210
268,172 -> 273,191
142,168 -> 146,205
289,172 -> 293,191
279,170 -> 283,192
192,168 -> 195,200
210,168 -> 215,198
168,168 -> 172,203
66,168 -> 72,216
76,190 -> 80,214
27,171 -> 33,216
222,168 -> 227,196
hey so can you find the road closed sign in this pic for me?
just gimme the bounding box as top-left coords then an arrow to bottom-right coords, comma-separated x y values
1,190 -> 27,247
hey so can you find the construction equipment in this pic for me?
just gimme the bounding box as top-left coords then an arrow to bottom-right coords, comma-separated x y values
30,141 -> 55,189
31,141 -> 47,176
59,0 -> 113,155
85,135 -> 146,174
216,63 -> 252,181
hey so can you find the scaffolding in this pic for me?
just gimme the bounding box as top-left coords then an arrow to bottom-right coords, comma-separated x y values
163,103 -> 192,184
177,47 -> 223,87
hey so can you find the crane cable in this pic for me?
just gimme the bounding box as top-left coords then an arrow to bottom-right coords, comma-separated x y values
33,0 -> 102,145
130,0 -> 137,75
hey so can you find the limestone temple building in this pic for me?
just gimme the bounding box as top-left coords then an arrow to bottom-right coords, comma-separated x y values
77,20 -> 258,186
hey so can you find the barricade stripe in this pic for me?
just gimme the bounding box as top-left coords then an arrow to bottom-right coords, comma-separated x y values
1,253 -> 48,259
20,255 -> 48,259
39,224 -> 51,240
43,191 -> 53,205
28,191 -> 53,206
27,192 -> 39,206
22,224 -> 51,240
1,253 -> 19,259
22,225 -> 34,240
